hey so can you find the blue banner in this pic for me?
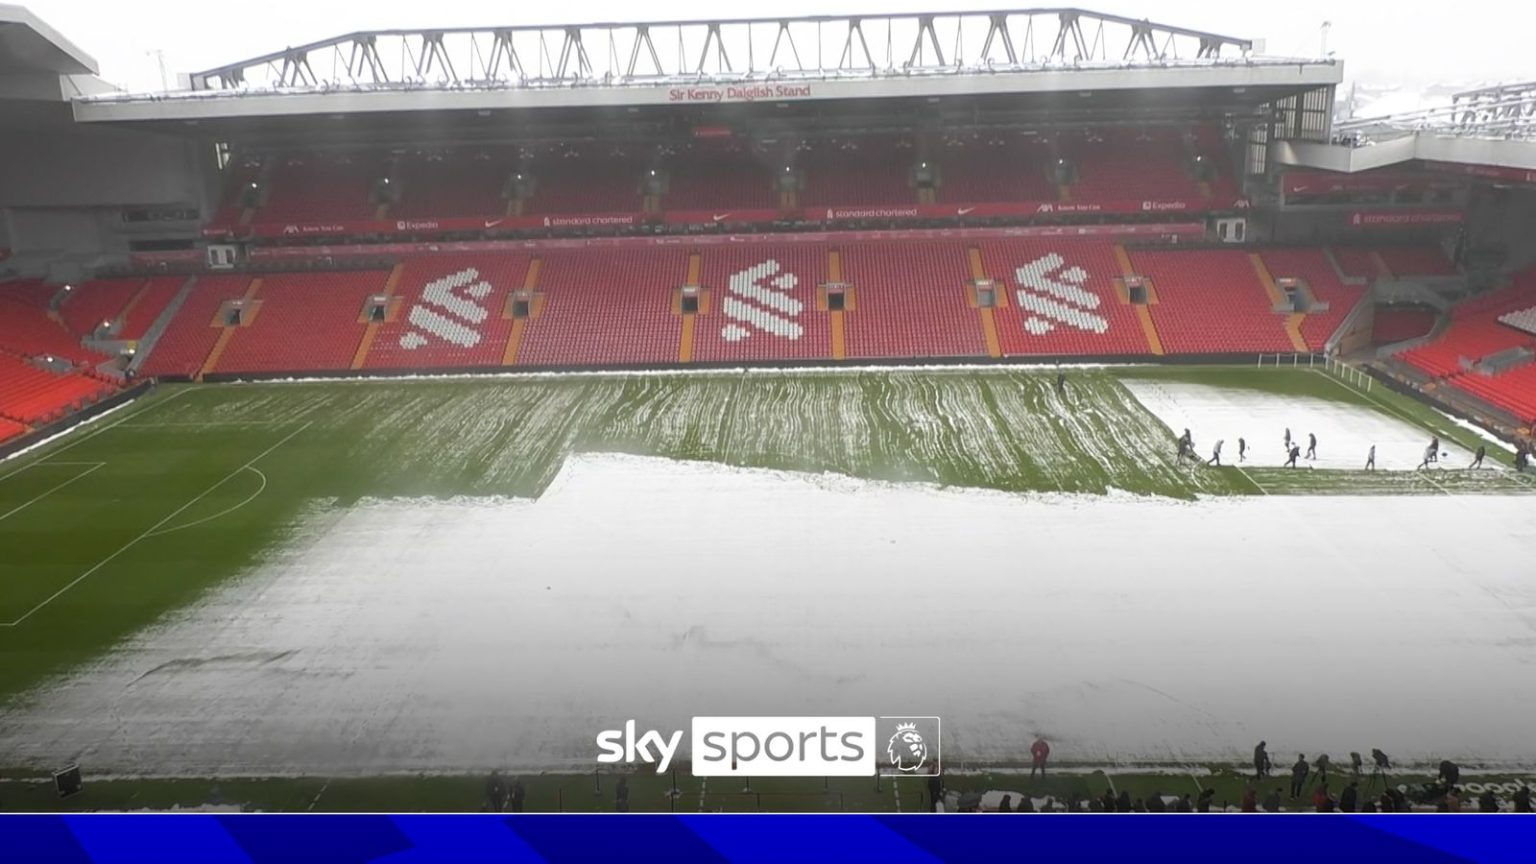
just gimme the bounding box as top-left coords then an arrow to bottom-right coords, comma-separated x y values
2,814 -> 1532,863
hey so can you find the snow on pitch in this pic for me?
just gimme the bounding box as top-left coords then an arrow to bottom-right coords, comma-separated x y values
0,453 -> 1533,775
1122,378 -> 1487,470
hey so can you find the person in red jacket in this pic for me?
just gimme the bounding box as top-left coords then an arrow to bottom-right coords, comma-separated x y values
1241,786 -> 1258,813
1030,737 -> 1050,779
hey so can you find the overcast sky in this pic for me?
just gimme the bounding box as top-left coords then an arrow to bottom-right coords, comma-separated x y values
24,0 -> 1534,93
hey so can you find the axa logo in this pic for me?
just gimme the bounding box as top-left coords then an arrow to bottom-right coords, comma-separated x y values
720,259 -> 803,342
1036,203 -> 1055,214
1014,253 -> 1110,336
399,267 -> 493,350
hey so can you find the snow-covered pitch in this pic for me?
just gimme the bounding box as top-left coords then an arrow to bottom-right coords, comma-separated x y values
0,371 -> 1531,777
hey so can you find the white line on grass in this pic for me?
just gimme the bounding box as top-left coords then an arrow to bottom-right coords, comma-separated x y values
0,463 -> 104,522
1234,465 -> 1270,496
0,386 -> 196,480
0,421 -> 311,629
145,467 -> 268,538
1311,370 -> 1501,458
0,460 -> 102,485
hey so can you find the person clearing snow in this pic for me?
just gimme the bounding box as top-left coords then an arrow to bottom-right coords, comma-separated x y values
1365,445 -> 1376,471
1418,443 -> 1438,471
1208,439 -> 1224,467
1285,444 -> 1301,469
1306,433 -> 1317,461
1238,437 -> 1248,462
1470,445 -> 1486,470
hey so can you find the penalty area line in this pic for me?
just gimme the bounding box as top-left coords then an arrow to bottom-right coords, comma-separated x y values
0,463 -> 105,522
0,421 -> 310,629
0,386 -> 196,481
1233,465 -> 1270,496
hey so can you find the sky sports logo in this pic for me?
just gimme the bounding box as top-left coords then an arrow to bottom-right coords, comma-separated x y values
596,716 -> 940,777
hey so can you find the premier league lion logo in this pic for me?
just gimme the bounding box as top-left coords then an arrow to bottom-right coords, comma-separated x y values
886,722 -> 929,773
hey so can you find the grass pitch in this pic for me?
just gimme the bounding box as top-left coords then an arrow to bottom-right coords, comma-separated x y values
0,366 -> 1530,811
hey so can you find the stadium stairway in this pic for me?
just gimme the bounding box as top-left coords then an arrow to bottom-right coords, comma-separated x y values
1247,254 -> 1311,353
362,254 -> 528,371
197,278 -> 263,378
217,271 -> 386,374
967,247 -> 1003,358
676,253 -> 702,363
1115,244 -> 1166,356
351,264 -> 405,369
502,258 -> 542,366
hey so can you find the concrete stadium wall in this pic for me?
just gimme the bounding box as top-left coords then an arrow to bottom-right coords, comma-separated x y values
0,125 -> 206,209
0,124 -> 211,264
1465,185 -> 1536,275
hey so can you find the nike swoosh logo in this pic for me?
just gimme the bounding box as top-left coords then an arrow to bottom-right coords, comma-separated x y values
484,219 -> 504,228
957,207 -> 976,216
712,213 -> 731,222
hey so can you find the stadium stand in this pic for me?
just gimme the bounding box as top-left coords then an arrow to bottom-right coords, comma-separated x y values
138,275 -> 257,378
664,147 -> 778,210
840,241 -> 985,359
0,353 -> 113,425
1259,248 -> 1367,350
210,160 -> 263,227
391,153 -> 510,219
980,239 -> 1151,357
1399,278 -> 1536,378
0,416 -> 27,444
691,245 -> 831,362
1132,249 -> 1296,354
1394,269 -> 1536,422
800,138 -> 916,207
524,155 -> 646,215
0,282 -> 107,364
215,271 -> 386,374
259,155 -> 379,222
363,254 -> 529,370
119,277 -> 188,341
516,248 -> 687,366
1452,365 -> 1536,424
59,278 -> 142,337
1372,305 -> 1439,345
1067,129 -> 1200,202
934,139 -> 1057,204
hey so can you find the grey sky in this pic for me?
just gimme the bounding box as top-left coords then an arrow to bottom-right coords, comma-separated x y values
24,0 -> 1534,93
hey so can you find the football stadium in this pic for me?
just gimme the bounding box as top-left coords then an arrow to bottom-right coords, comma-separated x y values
2,3 -> 1536,817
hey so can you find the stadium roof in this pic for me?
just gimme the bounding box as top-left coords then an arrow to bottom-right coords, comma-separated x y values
72,8 -> 1340,128
0,3 -> 96,76
1277,80 -> 1536,180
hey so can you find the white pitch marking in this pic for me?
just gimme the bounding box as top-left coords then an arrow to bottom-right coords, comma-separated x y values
0,422 -> 310,629
0,386 -> 196,479
1233,465 -> 1270,496
0,463 -> 104,522
145,466 -> 268,539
